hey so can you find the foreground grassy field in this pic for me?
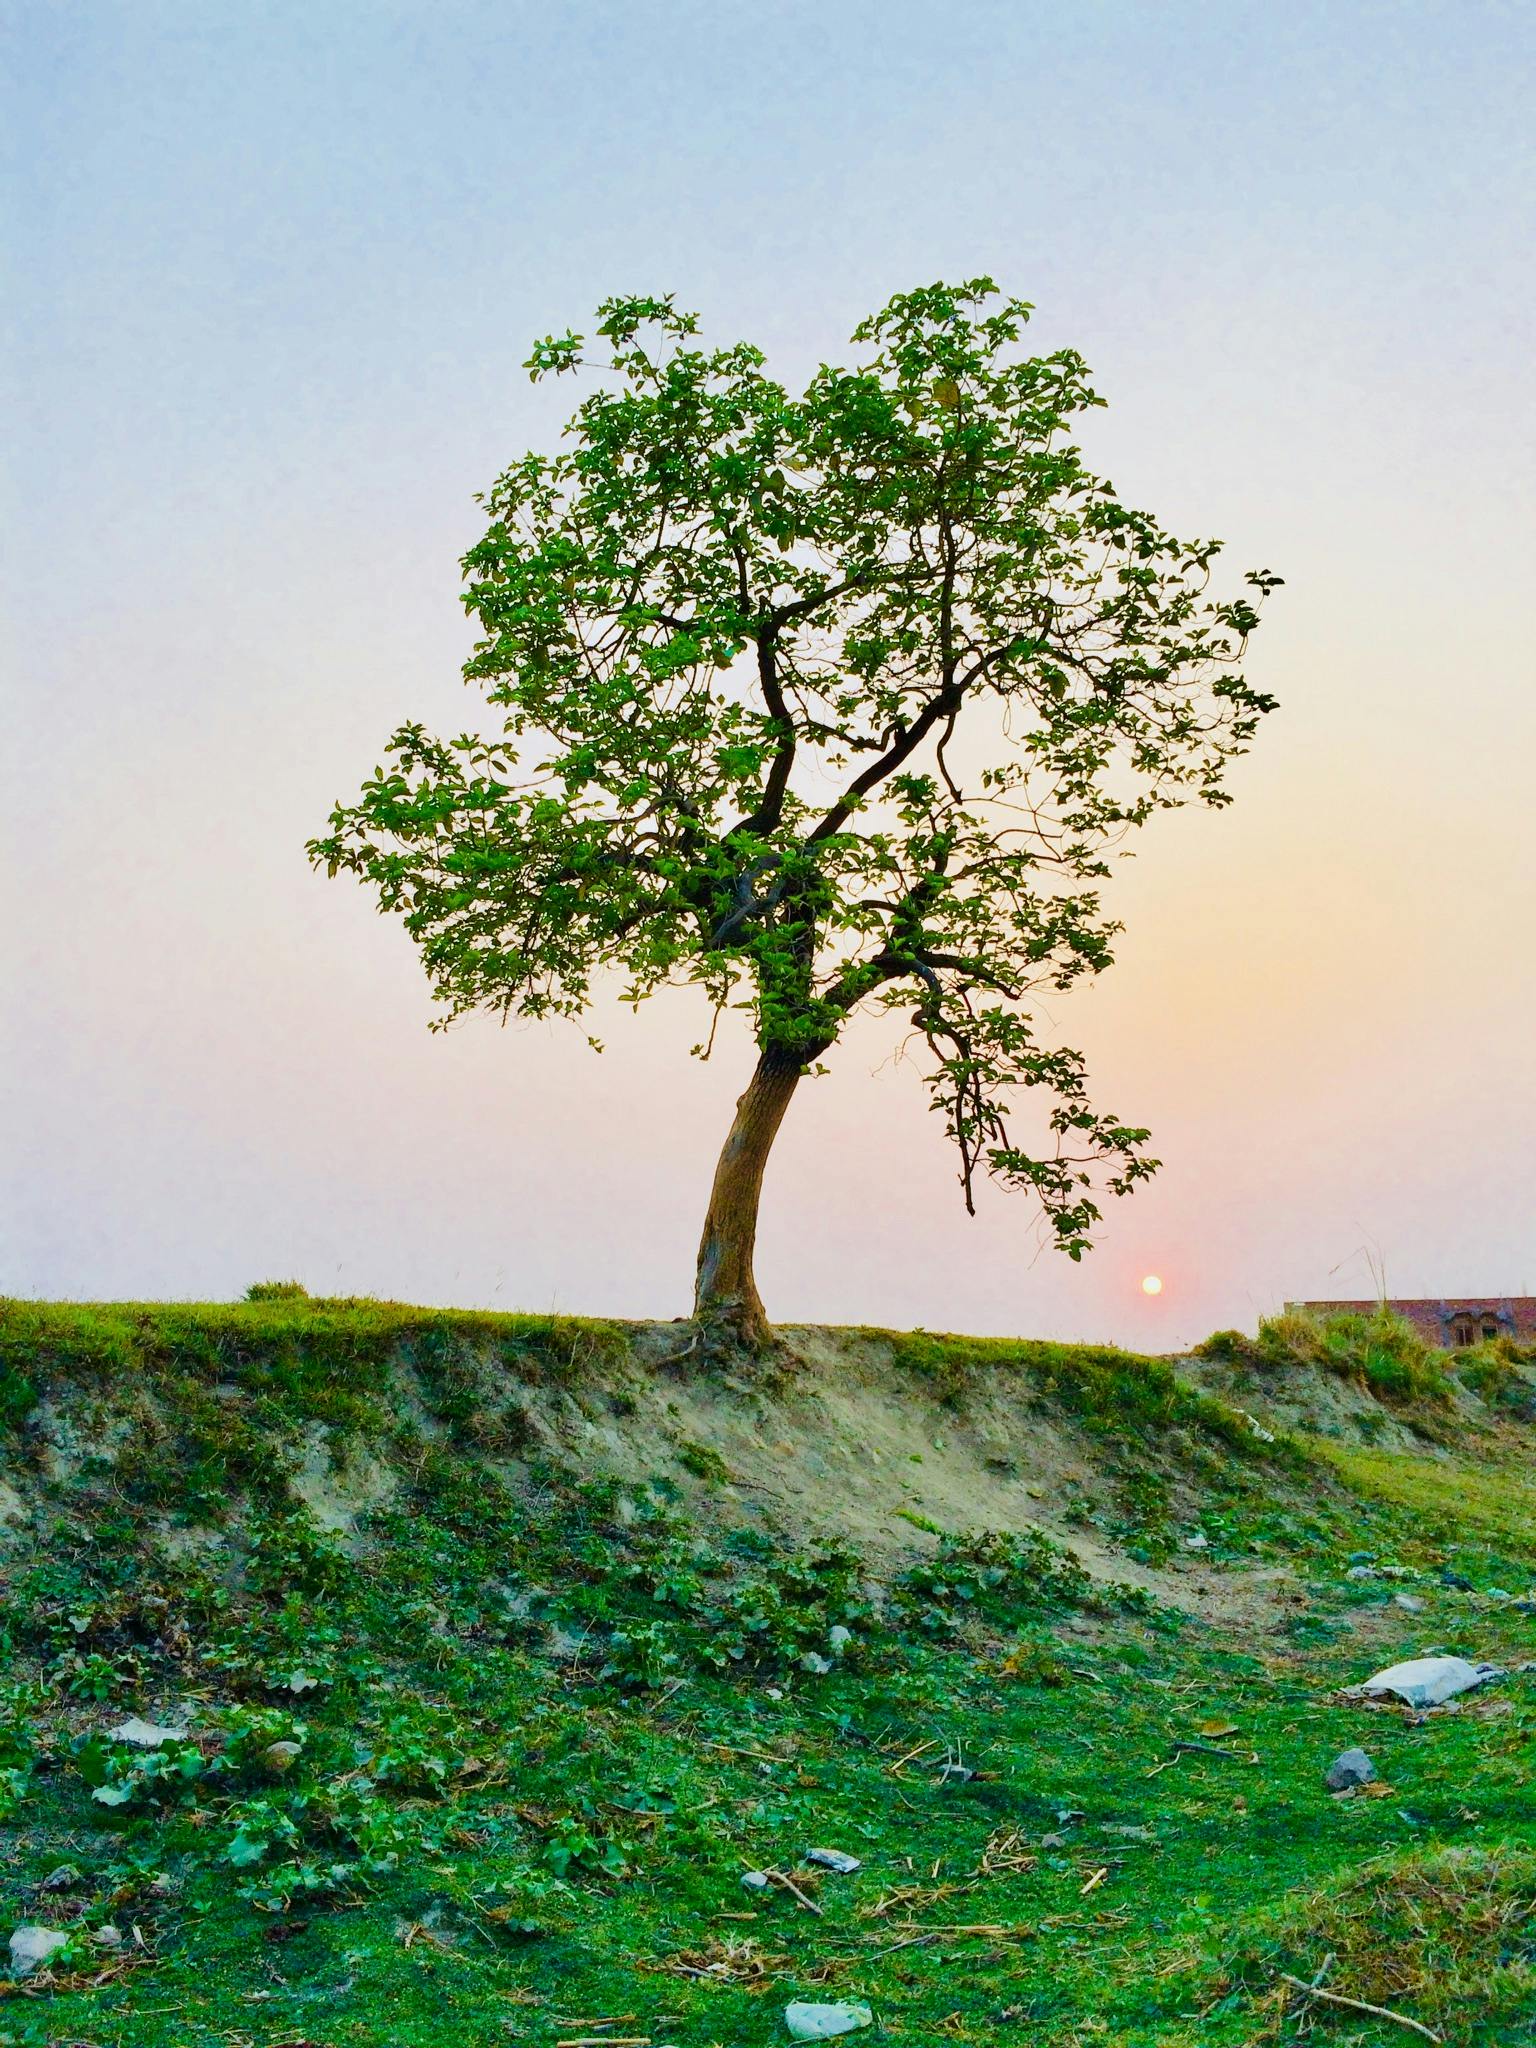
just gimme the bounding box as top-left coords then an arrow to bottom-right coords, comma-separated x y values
2,1299 -> 1534,2046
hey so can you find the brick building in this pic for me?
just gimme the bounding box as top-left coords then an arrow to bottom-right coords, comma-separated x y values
1293,1298 -> 1536,1349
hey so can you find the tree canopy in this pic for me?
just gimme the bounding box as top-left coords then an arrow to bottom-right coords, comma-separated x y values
312,279 -> 1278,1313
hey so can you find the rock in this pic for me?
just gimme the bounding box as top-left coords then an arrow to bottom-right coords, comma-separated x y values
108,1715 -> 187,1748
1346,1655 -> 1505,1707
785,2001 -> 874,2040
800,1653 -> 834,1676
262,1740 -> 303,1772
8,1926 -> 71,1976
1345,1564 -> 1377,1581
40,1865 -> 81,1893
827,1626 -> 853,1652
91,1924 -> 124,1948
1440,1569 -> 1474,1591
741,1870 -> 771,1892
1325,1747 -> 1377,1791
1393,1593 -> 1426,1613
804,1847 -> 861,1874
1183,1533 -> 1209,1551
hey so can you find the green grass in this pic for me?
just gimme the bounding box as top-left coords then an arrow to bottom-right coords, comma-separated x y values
1319,1441 -> 1536,1557
874,1327 -> 1297,1460
3,1302 -> 1535,2046
1238,1306 -> 1460,1411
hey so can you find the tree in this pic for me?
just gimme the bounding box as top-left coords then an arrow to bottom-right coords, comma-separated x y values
311,280 -> 1278,1348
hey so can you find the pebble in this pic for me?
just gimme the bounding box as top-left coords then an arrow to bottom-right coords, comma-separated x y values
1325,1747 -> 1377,1791
741,1870 -> 771,1892
1393,1593 -> 1426,1613
8,1926 -> 70,1977
804,1847 -> 861,1874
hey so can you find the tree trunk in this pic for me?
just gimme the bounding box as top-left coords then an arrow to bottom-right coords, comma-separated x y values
693,1047 -> 805,1348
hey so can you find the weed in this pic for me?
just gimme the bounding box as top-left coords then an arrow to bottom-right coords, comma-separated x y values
1255,1305 -> 1455,1409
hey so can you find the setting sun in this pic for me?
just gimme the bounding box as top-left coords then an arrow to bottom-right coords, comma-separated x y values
1142,1274 -> 1164,1296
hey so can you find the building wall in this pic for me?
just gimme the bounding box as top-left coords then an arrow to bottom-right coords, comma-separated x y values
1293,1298 -> 1536,1348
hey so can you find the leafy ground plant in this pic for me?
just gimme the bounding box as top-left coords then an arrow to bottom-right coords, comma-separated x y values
4,1303 -> 1536,2046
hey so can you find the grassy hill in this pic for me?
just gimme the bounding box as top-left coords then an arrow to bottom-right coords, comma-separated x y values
3,1296 -> 1535,2046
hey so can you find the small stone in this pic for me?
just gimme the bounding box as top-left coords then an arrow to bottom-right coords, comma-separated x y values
741,1870 -> 771,1891
1345,1564 -> 1378,1581
1039,1831 -> 1066,1849
804,1847 -> 861,1874
785,2000 -> 873,2040
1183,1533 -> 1209,1550
8,1926 -> 71,1976
800,1652 -> 834,1676
91,1924 -> 124,1948
1325,1747 -> 1377,1791
1394,1593 -> 1426,1613
108,1715 -> 187,1748
827,1626 -> 853,1651
40,1865 -> 81,1893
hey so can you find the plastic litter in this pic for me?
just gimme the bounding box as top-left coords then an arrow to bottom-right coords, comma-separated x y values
804,1847 -> 861,1874
1346,1655 -> 1504,1707
785,2001 -> 874,2040
108,1716 -> 187,1748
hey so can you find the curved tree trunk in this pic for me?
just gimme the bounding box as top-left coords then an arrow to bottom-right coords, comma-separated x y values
693,1047 -> 806,1348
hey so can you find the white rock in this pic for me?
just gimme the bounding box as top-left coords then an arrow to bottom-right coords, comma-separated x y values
9,1925 -> 71,1976
108,1716 -> 186,1748
1184,1532 -> 1209,1550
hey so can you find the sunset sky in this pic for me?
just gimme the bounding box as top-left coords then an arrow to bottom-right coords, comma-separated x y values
5,1 -> 1533,1345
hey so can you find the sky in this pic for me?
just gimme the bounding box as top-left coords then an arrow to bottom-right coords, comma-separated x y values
3,0 -> 1534,1346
